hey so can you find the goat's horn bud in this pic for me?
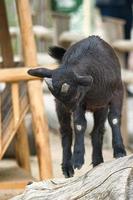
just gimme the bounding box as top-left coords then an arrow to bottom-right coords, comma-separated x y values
45,78 -> 53,90
61,83 -> 70,93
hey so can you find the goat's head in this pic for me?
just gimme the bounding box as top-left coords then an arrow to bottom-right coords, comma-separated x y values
28,67 -> 93,110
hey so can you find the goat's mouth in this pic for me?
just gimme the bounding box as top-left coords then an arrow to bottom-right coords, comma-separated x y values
62,98 -> 78,111
62,102 -> 76,112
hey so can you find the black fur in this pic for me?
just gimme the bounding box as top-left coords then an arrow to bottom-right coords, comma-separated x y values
28,35 -> 126,178
48,46 -> 66,62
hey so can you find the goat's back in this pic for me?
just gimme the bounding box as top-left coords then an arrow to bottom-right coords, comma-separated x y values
62,36 -> 121,82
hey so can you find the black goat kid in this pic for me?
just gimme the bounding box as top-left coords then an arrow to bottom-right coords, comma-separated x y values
28,36 -> 126,178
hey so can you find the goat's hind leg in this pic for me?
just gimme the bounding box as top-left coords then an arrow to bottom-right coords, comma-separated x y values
91,107 -> 108,167
108,89 -> 126,158
56,100 -> 74,178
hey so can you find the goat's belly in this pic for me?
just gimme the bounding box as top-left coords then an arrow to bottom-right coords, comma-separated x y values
86,98 -> 110,112
86,103 -> 108,112
85,93 -> 112,112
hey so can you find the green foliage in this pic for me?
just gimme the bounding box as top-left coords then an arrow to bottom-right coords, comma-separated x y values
51,0 -> 83,14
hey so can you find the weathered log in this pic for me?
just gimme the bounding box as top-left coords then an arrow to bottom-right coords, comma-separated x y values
11,155 -> 133,200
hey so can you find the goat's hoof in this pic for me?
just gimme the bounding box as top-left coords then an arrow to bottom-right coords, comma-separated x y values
73,153 -> 84,169
114,148 -> 126,158
93,161 -> 103,167
74,163 -> 83,170
62,164 -> 74,178
114,152 -> 126,158
92,158 -> 104,167
27,181 -> 33,185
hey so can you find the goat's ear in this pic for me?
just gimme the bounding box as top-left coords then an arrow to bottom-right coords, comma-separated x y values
27,68 -> 54,78
48,46 -> 66,62
75,73 -> 93,86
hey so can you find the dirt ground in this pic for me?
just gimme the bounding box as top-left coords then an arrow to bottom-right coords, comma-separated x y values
0,132 -> 131,200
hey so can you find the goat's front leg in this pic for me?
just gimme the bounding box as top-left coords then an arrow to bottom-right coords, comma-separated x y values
91,107 -> 108,167
108,88 -> 126,158
73,106 -> 87,169
56,100 -> 74,178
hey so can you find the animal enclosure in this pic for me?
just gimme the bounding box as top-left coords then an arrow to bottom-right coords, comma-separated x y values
0,0 -> 52,189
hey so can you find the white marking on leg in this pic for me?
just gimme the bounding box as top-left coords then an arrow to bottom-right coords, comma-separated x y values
76,125 -> 82,131
112,118 -> 118,125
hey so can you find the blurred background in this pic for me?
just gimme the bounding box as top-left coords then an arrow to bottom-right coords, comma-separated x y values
1,0 -> 133,199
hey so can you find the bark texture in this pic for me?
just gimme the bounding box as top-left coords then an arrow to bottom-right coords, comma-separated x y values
11,155 -> 133,200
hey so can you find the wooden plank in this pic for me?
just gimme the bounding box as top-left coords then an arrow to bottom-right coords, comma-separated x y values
15,121 -> 31,174
0,65 -> 57,82
0,67 -> 133,84
121,69 -> 133,83
12,83 -> 20,126
83,0 -> 92,36
11,83 -> 31,173
0,167 -> 35,189
0,67 -> 40,82
0,61 -> 24,68
16,0 -> 53,179
0,96 -> 1,155
52,12 -> 70,45
0,96 -> 29,159
9,25 -> 53,41
0,181 -> 29,190
0,0 -> 14,67
0,0 -> 15,159
112,40 -> 133,52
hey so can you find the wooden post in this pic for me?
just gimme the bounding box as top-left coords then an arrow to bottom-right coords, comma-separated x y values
0,96 -> 1,155
11,83 -> 20,126
15,122 -> 31,173
52,12 -> 70,45
0,0 -> 14,68
0,0 -> 31,173
83,0 -> 92,36
0,64 -> 57,82
11,83 -> 31,173
15,0 -> 53,179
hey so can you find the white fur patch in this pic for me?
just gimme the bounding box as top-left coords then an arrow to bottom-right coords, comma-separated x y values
112,118 -> 118,125
76,125 -> 82,131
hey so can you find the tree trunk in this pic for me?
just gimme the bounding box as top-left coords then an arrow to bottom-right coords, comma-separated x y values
11,155 -> 133,200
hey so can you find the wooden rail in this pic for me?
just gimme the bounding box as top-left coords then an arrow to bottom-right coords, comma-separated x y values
112,40 -> 133,52
0,67 -> 132,83
9,26 -> 53,41
0,64 -> 57,82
